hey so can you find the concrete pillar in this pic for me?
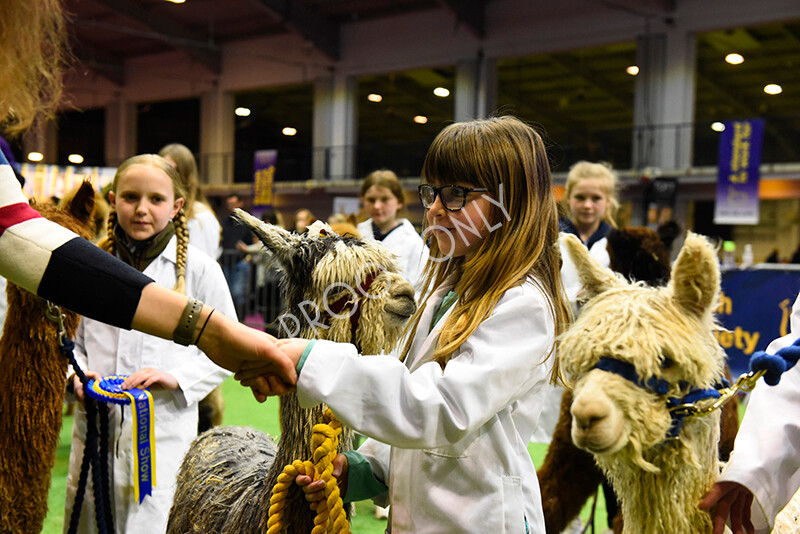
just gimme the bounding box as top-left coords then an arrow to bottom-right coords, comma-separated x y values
313,74 -> 357,181
104,98 -> 137,167
455,53 -> 497,122
201,87 -> 235,186
632,29 -> 696,171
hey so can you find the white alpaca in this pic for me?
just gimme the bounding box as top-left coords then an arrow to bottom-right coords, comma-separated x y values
559,232 -> 726,534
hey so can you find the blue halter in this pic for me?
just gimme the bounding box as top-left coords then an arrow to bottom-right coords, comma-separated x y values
592,357 -> 729,439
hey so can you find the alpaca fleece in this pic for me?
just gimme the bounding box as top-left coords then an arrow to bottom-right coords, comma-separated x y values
559,232 -> 725,534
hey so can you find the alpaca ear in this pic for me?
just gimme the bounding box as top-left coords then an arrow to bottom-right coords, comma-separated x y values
233,208 -> 301,265
65,181 -> 96,227
561,233 -> 623,298
669,232 -> 720,318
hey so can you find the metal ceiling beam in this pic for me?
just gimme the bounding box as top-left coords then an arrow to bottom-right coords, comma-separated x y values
249,0 -> 340,60
546,54 -> 632,109
93,0 -> 221,73
435,0 -> 485,38
72,43 -> 125,86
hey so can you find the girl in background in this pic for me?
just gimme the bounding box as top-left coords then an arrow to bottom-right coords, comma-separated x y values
559,160 -> 619,305
158,143 -> 222,259
358,169 -> 429,287
64,155 -> 235,533
240,116 -> 571,533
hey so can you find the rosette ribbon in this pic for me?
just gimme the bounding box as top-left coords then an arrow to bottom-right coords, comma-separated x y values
86,375 -> 156,504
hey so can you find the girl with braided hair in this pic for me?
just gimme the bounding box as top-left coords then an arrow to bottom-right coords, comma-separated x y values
64,154 -> 236,533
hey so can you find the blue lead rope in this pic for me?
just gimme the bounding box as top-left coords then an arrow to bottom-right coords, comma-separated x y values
749,336 -> 800,386
593,357 -> 729,439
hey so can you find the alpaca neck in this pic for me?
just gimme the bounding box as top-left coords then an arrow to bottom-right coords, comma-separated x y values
602,420 -> 720,534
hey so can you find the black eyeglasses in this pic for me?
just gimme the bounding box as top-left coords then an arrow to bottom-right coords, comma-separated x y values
418,184 -> 489,211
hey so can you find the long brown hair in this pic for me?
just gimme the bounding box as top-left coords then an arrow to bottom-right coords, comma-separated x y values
99,155 -> 191,294
404,116 -> 571,378
1,0 -> 67,137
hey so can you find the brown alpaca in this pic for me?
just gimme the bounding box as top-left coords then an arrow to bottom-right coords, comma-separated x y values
539,227 -> 739,533
168,215 -> 416,534
0,182 -> 95,534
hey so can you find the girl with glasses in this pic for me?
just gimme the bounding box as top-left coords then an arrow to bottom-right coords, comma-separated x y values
239,115 -> 570,533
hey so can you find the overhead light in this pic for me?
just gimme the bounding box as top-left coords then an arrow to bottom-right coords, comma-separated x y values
164,0 -> 185,3
68,154 -> 84,165
413,115 -> 428,124
764,84 -> 782,95
725,53 -> 744,65
282,127 -> 297,136
433,87 -> 450,97
27,152 -> 44,162
367,93 -> 382,103
235,107 -> 251,117
626,65 -> 639,76
711,122 -> 725,132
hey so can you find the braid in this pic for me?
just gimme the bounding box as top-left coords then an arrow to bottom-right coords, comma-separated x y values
173,208 -> 189,294
97,211 -> 117,255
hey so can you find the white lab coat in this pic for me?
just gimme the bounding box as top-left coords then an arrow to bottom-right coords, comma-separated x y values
357,218 -> 428,287
63,237 -> 234,534
297,275 -> 556,533
717,291 -> 800,533
187,203 -> 222,259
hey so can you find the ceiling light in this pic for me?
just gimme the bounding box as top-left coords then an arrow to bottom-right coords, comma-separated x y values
711,122 -> 725,132
413,115 -> 428,124
282,127 -> 297,136
27,152 -> 43,162
367,93 -> 382,103
68,154 -> 84,165
764,84 -> 782,95
626,65 -> 639,76
164,0 -> 185,3
725,53 -> 744,65
235,107 -> 251,117
433,87 -> 450,97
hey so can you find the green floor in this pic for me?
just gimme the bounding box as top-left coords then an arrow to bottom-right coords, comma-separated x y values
44,378 -> 606,533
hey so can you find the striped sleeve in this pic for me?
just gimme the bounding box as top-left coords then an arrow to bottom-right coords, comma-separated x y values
0,153 -> 152,328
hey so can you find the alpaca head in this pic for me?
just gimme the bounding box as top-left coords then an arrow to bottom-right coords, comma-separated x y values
234,209 -> 417,355
559,232 -> 725,472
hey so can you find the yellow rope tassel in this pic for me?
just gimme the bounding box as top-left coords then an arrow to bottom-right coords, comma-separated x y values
267,409 -> 351,534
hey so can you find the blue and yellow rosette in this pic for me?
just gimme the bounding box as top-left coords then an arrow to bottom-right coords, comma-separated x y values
86,375 -> 156,504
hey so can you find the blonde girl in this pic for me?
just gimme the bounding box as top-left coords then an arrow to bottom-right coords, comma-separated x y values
158,143 -> 222,258
357,169 -> 429,287
559,160 -> 619,305
239,116 -> 571,533
64,155 -> 235,533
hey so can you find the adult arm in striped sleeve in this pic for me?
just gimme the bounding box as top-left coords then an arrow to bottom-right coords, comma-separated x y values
0,154 -> 296,393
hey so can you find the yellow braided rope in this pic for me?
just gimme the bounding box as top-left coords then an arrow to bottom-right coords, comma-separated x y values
267,409 -> 351,534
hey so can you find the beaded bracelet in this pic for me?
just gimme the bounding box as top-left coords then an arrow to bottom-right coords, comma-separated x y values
173,298 -> 203,346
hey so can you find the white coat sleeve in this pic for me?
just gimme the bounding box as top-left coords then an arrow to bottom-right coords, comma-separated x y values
296,284 -> 555,449
717,291 -> 800,531
165,256 -> 234,405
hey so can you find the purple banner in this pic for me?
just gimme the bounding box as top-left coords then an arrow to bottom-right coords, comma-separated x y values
253,149 -> 277,206
714,119 -> 765,225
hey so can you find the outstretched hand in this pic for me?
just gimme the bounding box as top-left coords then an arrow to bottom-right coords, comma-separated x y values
235,338 -> 310,401
295,453 -> 349,510
699,481 -> 755,534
